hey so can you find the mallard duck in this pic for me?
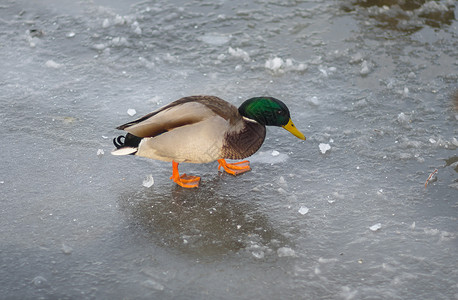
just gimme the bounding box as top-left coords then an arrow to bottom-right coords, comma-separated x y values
112,95 -> 305,188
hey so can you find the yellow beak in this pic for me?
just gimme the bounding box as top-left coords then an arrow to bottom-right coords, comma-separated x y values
282,119 -> 306,140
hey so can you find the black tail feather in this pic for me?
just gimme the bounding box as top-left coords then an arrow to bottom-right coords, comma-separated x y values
113,133 -> 142,150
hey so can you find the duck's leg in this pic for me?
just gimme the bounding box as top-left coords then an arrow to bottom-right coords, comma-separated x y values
217,159 -> 251,176
169,161 -> 200,188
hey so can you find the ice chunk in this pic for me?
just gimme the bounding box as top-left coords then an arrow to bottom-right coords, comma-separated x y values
61,243 -> 73,255
271,150 -> 280,157
307,96 -> 320,106
265,57 -> 284,72
252,251 -> 265,259
92,43 -> 106,51
265,57 -> 307,74
319,143 -> 331,154
142,174 -> 154,188
360,60 -> 370,76
127,108 -> 136,116
102,18 -> 110,28
97,149 -> 104,157
66,32 -> 75,38
397,112 -> 410,124
369,223 -> 382,231
228,47 -> 250,62
45,60 -> 63,69
133,26 -> 142,35
111,37 -> 128,47
277,247 -> 296,257
429,138 -> 436,144
298,206 -> 309,215
114,15 -> 126,25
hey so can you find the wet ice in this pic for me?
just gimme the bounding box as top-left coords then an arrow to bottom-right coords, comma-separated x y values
1,0 -> 457,299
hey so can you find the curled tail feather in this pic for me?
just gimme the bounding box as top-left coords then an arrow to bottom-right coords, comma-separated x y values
112,133 -> 142,155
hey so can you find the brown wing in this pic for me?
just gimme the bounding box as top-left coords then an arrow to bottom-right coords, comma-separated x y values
116,95 -> 240,138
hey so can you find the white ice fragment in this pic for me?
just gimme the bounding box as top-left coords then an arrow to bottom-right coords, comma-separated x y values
112,36 -> 128,47
318,65 -> 328,77
252,251 -> 265,259
319,143 -> 331,154
369,223 -> 382,231
397,112 -> 410,124
66,32 -> 75,38
410,221 -> 416,229
228,47 -> 250,62
102,18 -> 110,28
93,43 -> 106,51
61,243 -> 73,255
277,187 -> 287,195
217,53 -> 226,61
298,206 -> 309,215
249,151 -> 289,164
127,108 -> 136,116
97,149 -> 104,157
142,174 -> 155,188
114,15 -> 126,25
408,71 -> 416,79
308,96 -> 320,106
237,225 -> 241,229
265,57 -> 284,72
452,138 -> 458,147
403,87 -> 409,96
277,247 -> 296,257
45,60 -> 63,69
271,150 -> 280,157
133,26 -> 142,35
360,60 -> 370,76
429,138 -> 436,144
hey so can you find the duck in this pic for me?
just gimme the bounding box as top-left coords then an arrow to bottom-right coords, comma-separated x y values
112,95 -> 305,188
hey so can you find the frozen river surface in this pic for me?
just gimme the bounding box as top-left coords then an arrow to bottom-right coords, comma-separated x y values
1,0 -> 457,299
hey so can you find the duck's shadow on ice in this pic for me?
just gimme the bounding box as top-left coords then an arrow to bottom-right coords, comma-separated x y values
117,177 -> 291,259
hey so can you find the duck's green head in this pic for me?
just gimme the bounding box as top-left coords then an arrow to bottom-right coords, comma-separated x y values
238,97 -> 306,140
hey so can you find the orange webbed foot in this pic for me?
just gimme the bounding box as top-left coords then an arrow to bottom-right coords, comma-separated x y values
217,159 -> 251,176
170,161 -> 200,188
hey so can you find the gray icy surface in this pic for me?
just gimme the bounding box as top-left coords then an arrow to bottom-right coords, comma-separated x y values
1,0 -> 457,299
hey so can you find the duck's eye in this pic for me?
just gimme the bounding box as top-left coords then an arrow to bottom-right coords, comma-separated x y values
277,110 -> 283,115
